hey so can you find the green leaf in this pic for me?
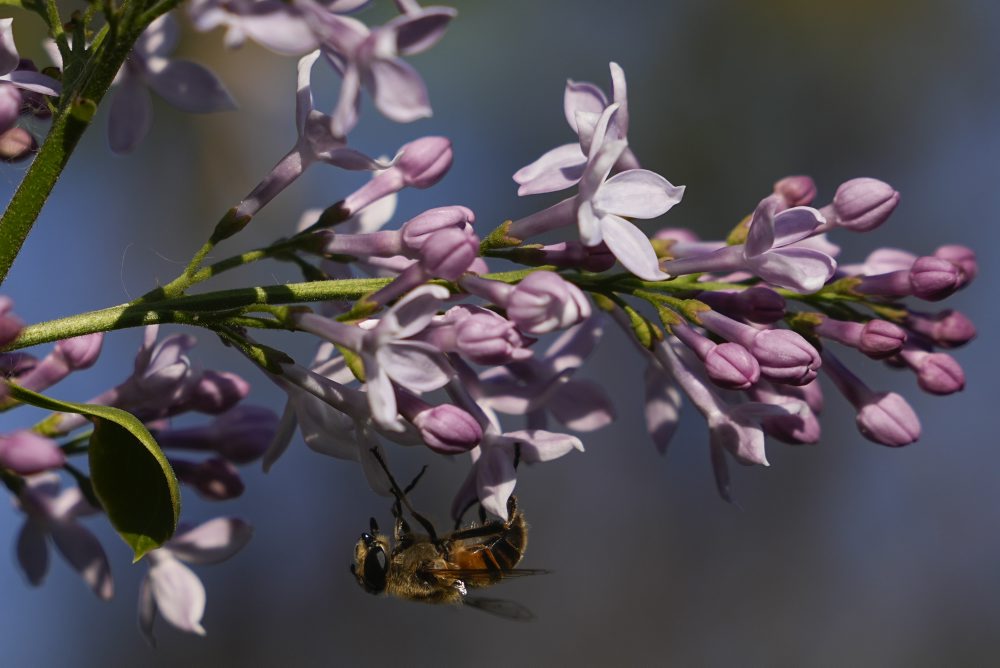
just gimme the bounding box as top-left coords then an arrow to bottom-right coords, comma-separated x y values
6,383 -> 180,560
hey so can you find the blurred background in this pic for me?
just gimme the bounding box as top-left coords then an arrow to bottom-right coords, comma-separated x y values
1,0 -> 998,665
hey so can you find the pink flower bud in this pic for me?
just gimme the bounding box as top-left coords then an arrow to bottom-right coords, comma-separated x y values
452,308 -> 533,365
934,244 -> 977,287
504,271 -> 591,335
735,287 -> 786,324
186,370 -> 251,414
397,391 -> 482,454
418,227 -> 479,280
749,329 -> 821,385
857,320 -> 907,359
831,177 -> 899,232
773,175 -> 817,207
905,310 -> 976,348
0,296 -> 23,348
0,126 -> 35,162
909,256 -> 960,301
395,136 -> 453,188
856,393 -> 921,447
0,431 -> 65,475
900,348 -> 965,395
171,457 -> 244,500
55,333 -> 103,370
401,206 -> 475,251
703,342 -> 760,390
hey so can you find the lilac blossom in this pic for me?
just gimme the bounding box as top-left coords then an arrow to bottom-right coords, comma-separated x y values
661,196 -> 836,292
460,272 -> 591,336
508,104 -> 684,280
821,351 -> 920,447
672,323 -> 760,390
170,457 -> 244,501
293,0 -> 455,134
813,316 -> 907,359
749,381 -> 822,445
414,304 -> 534,366
853,255 -> 961,301
696,287 -> 786,325
0,295 -> 23,348
0,431 -> 65,475
15,333 -> 103,393
513,62 -> 638,196
107,15 -> 235,154
155,405 -> 279,463
897,347 -> 966,395
230,51 -> 385,223
396,390 -> 482,454
904,309 -> 976,349
0,19 -> 60,133
293,285 -> 452,431
14,474 -> 113,599
139,517 -> 252,644
773,175 -> 817,207
819,177 -> 899,233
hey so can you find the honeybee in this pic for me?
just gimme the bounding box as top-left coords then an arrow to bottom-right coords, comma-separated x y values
351,452 -> 546,619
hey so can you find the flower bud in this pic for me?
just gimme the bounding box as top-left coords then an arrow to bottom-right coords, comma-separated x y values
401,206 -> 475,251
901,349 -> 965,395
418,226 -> 479,280
0,296 -> 23,348
395,136 -> 453,188
831,177 -> 899,232
909,256 -> 960,301
452,307 -> 533,365
857,320 -> 907,359
749,329 -> 821,385
703,342 -> 760,390
156,405 -> 278,464
186,370 -> 251,414
735,287 -> 786,324
55,333 -> 103,370
0,126 -> 35,162
904,310 -> 976,348
171,457 -> 244,500
412,404 -> 482,454
773,175 -> 817,207
934,244 -> 977,287
856,392 -> 920,447
750,382 -> 822,444
505,271 -> 591,335
0,431 -> 65,475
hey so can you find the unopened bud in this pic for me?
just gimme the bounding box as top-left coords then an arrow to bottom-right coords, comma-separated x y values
401,206 -> 475,251
832,177 -> 899,232
55,333 -> 103,370
504,271 -> 591,335
933,244 -> 977,288
909,256 -> 960,301
395,136 -> 453,188
774,175 -> 817,207
0,431 -> 64,475
171,457 -> 245,500
0,126 -> 35,162
419,227 -> 479,280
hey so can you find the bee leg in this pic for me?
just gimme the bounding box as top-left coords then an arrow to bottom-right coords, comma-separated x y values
370,447 -> 440,543
478,503 -> 488,526
403,465 -> 428,494
394,516 -> 415,546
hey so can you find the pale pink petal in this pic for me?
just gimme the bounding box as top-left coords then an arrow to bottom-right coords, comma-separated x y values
0,19 -> 19,75
644,364 -> 682,454
166,518 -> 253,565
599,214 -> 668,281
513,143 -> 586,196
137,573 -> 158,646
593,169 -> 684,219
749,247 -> 837,293
390,7 -> 456,55
771,206 -> 825,247
376,284 -> 449,340
50,521 -> 114,600
503,429 -> 584,462
380,341 -> 450,392
145,59 -> 237,113
563,78 -> 607,133
108,74 -> 152,154
547,379 -> 615,431
148,558 -> 206,636
366,57 -> 431,123
2,70 -> 61,96
477,444 -> 516,520
16,520 -> 48,585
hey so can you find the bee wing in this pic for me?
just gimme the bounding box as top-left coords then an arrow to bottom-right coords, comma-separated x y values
462,596 -> 535,621
422,567 -> 550,588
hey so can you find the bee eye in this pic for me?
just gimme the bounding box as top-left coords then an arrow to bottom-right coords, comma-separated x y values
361,545 -> 388,594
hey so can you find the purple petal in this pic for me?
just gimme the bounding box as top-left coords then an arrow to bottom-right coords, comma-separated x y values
503,429 -> 584,462
547,379 -> 615,431
608,62 -> 629,137
377,284 -> 449,340
389,7 -> 456,55
319,146 -> 388,171
477,444 -> 516,520
108,74 -> 153,154
362,352 -> 401,431
357,431 -> 393,496
0,431 -> 65,475
563,79 -> 607,133
296,51 -> 320,134
593,169 -> 685,220
771,206 -> 825,247
380,341 -> 450,392
166,517 -> 253,565
366,57 -> 431,123
582,102 -> 621,161
2,70 -> 61,96
50,521 -> 114,600
262,401 -> 297,472
136,15 -> 180,58
599,214 -> 668,281
0,19 -> 19,75
749,247 -> 837,293
330,62 -> 362,137
744,203 -> 776,258
146,59 -> 237,113
0,84 -> 19,132
148,557 -> 206,635
709,414 -> 768,466
137,573 -> 158,646
16,520 -> 49,585
644,364 -> 682,454
513,143 -> 586,196
863,247 -> 917,275
710,441 -> 733,503
547,315 -> 604,373
239,14 -> 320,55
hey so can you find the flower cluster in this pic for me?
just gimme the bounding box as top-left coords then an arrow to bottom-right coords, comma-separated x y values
0,0 -> 976,643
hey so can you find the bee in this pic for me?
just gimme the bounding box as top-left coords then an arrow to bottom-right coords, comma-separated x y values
351,451 -> 546,619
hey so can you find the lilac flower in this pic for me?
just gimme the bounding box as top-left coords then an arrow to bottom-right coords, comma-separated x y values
293,285 -> 453,431
661,196 -> 836,292
672,323 -> 760,391
414,304 -> 534,366
643,362 -> 683,454
139,517 -> 252,644
460,272 -> 591,336
0,294 -> 24,348
0,431 -> 65,474
170,457 -> 244,500
108,15 -> 236,154
507,104 -> 684,280
904,309 -> 976,349
294,0 -> 456,134
396,390 -> 482,454
749,381 -> 822,445
820,177 -> 899,232
155,405 -> 279,463
821,351 -> 920,447
853,255 -> 961,301
897,347 -> 965,395
813,316 -> 907,359
513,62 -> 638,196
0,19 -> 60,133
15,333 -> 103,393
696,287 -> 786,325
773,175 -> 817,207
230,51 -> 385,223
476,316 -> 614,432
13,474 -> 113,599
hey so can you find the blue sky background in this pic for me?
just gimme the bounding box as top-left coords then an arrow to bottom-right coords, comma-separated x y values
1,1 -> 998,665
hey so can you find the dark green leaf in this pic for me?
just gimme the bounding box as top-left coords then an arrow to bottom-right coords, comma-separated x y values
6,383 -> 180,560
